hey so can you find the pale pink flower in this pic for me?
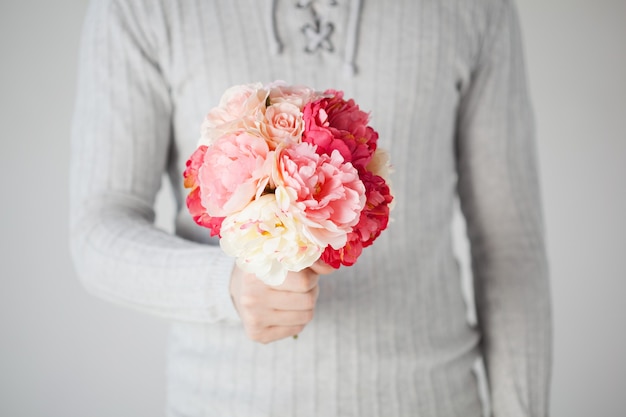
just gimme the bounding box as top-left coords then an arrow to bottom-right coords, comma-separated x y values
268,82 -> 319,110
259,102 -> 304,147
197,132 -> 273,217
274,142 -> 365,249
199,83 -> 268,145
219,194 -> 322,285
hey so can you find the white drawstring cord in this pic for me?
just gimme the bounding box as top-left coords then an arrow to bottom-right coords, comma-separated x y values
343,0 -> 362,76
266,0 -> 283,55
267,0 -> 362,77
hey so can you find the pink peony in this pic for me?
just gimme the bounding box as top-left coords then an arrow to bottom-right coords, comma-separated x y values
183,145 -> 207,189
186,188 -> 224,236
321,171 -> 393,267
302,90 -> 378,169
183,145 -> 224,236
274,142 -> 365,250
197,132 -> 273,217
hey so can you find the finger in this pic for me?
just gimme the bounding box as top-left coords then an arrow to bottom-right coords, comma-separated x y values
247,325 -> 305,344
266,285 -> 319,311
309,260 -> 335,275
239,304 -> 315,328
268,309 -> 315,326
276,270 -> 319,293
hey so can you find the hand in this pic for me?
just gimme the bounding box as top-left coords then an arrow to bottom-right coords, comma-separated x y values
229,261 -> 332,344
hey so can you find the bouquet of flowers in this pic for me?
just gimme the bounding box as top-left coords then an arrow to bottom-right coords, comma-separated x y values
183,82 -> 393,285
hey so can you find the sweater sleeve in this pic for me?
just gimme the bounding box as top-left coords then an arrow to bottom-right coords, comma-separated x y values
69,0 -> 240,324
455,1 -> 552,415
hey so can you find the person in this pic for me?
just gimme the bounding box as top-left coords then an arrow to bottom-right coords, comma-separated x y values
69,0 -> 552,416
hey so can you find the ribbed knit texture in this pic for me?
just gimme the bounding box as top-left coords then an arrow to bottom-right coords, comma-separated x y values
69,0 -> 552,416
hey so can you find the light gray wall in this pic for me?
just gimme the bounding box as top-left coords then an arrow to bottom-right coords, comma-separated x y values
0,0 -> 624,416
0,1 -> 168,416
518,1 -> 626,415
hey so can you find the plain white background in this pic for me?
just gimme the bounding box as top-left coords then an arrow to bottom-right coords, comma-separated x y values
1,0 -> 624,415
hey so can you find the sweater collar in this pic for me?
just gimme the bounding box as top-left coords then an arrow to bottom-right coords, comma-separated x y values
266,0 -> 363,77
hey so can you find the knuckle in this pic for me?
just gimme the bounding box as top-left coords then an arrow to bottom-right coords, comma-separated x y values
302,309 -> 315,323
302,292 -> 317,309
242,272 -> 258,284
297,275 -> 316,292
258,336 -> 273,345
239,294 -> 257,308
246,316 -> 263,329
245,327 -> 264,341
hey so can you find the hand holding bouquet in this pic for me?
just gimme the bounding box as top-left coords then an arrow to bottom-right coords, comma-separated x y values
184,82 -> 393,285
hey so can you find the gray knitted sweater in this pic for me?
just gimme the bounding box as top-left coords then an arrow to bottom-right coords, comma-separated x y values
70,0 -> 551,416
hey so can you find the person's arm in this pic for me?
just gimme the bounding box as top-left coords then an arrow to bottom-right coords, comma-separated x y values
455,1 -> 552,415
69,0 -> 238,323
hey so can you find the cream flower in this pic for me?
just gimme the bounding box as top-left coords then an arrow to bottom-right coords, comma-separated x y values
366,148 -> 392,182
366,147 -> 395,210
219,194 -> 322,285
